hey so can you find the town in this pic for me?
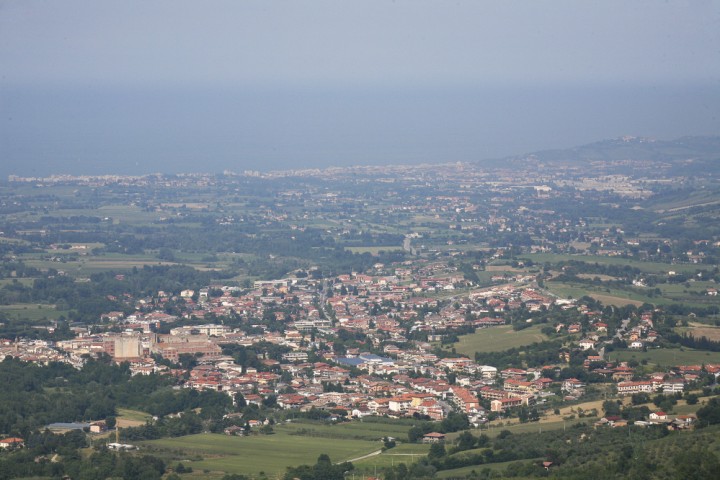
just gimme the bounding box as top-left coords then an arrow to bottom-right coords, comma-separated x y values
1,136 -> 720,478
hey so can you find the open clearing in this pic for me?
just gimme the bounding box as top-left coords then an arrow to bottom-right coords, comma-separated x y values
144,432 -> 379,477
451,324 -> 548,356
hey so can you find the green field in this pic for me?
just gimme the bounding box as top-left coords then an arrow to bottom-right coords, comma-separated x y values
436,458 -> 542,479
451,325 -> 548,356
520,253 -> 701,275
116,408 -> 152,423
0,278 -> 35,287
545,281 -> 651,306
353,443 -> 430,470
345,246 -> 403,255
0,303 -> 67,322
143,432 -> 380,477
610,347 -> 720,367
275,418 -> 412,441
546,279 -> 718,308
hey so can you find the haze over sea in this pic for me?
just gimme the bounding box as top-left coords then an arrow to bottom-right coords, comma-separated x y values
3,83 -> 719,178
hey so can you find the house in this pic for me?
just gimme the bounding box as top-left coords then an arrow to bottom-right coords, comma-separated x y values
649,411 -> 668,421
0,437 -> 24,449
89,421 -> 107,433
500,368 -> 527,379
562,378 -> 585,393
422,432 -> 446,443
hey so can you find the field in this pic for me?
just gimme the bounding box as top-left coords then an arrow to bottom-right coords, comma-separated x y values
610,347 -> 720,367
116,408 -> 152,427
451,325 -> 548,356
275,418 -> 412,441
353,443 -> 430,471
520,253 -> 701,275
436,458 -> 542,479
544,279 -> 718,309
545,282 -> 647,307
0,303 -> 67,322
345,246 -> 403,255
143,432 -> 380,477
677,323 -> 720,342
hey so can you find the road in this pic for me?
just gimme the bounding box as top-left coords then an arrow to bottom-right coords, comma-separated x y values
344,449 -> 382,463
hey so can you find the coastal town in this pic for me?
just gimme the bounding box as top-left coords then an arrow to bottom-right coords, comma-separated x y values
2,137 -> 720,478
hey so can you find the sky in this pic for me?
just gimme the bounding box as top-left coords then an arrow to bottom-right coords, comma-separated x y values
1,0 -> 720,176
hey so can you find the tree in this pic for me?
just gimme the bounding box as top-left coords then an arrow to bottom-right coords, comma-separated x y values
428,442 -> 446,460
603,400 -> 622,416
697,397 -> 720,426
105,416 -> 117,429
456,430 -> 476,452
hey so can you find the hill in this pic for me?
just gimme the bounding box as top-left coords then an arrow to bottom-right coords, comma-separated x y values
481,135 -> 720,176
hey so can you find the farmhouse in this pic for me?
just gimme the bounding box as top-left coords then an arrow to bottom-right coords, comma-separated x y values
0,437 -> 24,449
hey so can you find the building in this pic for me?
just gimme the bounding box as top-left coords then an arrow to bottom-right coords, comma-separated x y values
103,335 -> 143,360
422,432 -> 446,443
450,386 -> 481,414
0,437 -> 24,449
490,397 -> 524,412
617,381 -> 653,395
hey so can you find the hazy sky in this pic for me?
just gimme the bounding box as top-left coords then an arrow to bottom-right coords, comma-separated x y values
2,0 -> 720,176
